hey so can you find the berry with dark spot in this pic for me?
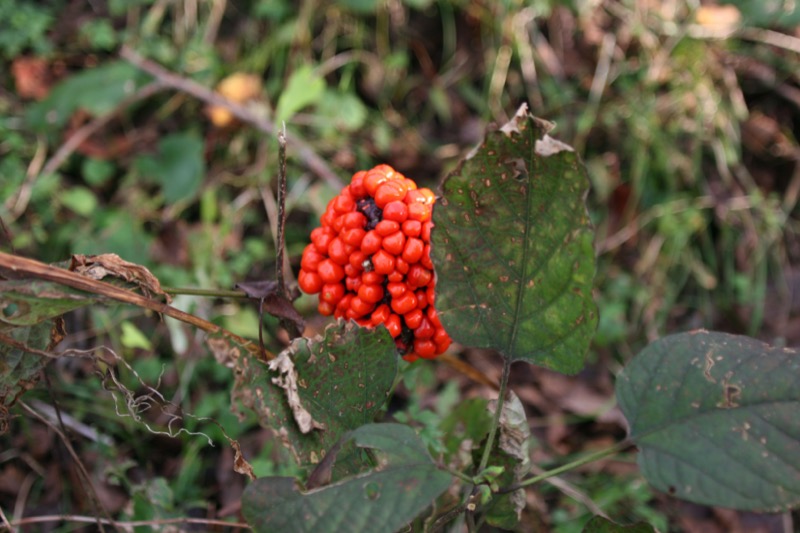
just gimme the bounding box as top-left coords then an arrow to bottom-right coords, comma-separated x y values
298,164 -> 451,362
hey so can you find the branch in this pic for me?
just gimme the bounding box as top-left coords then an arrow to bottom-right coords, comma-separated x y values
0,251 -> 270,359
119,45 -> 343,190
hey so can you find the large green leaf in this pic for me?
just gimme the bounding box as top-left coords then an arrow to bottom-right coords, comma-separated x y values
227,320 -> 398,477
616,330 -> 800,512
242,423 -> 452,533
432,104 -> 597,373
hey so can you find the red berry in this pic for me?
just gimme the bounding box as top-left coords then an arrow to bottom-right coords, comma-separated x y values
382,231 -> 405,255
383,200 -> 408,222
402,237 -> 424,264
402,220 -> 422,238
391,291 -> 417,315
372,250 -> 395,275
318,259 -> 345,283
320,283 -> 345,305
360,230 -> 382,255
375,181 -> 407,208
298,270 -> 323,294
414,339 -> 437,359
375,220 -> 400,237
299,164 -> 451,362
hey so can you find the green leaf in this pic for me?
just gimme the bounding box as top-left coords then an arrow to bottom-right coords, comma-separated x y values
582,516 -> 656,533
25,61 -> 148,130
60,186 -> 98,216
432,104 -> 597,373
120,321 -> 153,350
226,320 -> 398,476
0,320 -> 56,433
137,132 -> 205,204
0,280 -> 100,328
242,423 -> 452,533
275,65 -> 325,124
616,330 -> 800,512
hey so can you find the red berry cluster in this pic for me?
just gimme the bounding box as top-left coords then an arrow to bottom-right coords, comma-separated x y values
298,164 -> 451,362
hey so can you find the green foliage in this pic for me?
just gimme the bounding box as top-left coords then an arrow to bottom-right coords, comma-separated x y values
617,330 -> 800,512
0,0 -> 55,57
229,320 -> 398,476
135,132 -> 206,204
26,62 -> 150,131
242,424 -> 453,533
433,108 -> 598,373
2,1 -> 798,531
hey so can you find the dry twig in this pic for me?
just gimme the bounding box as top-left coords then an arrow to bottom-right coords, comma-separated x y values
119,45 -> 343,189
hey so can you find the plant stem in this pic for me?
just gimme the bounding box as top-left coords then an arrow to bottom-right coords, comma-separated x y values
476,355 -> 513,474
276,125 -> 288,299
502,439 -> 631,493
161,286 -> 248,299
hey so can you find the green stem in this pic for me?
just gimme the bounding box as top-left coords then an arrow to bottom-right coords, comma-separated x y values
161,286 -> 248,299
503,439 -> 631,493
442,466 -> 476,485
477,356 -> 513,474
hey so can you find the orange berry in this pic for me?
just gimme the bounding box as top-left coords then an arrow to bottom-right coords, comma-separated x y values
375,181 -> 408,208
382,231 -> 406,255
408,202 -> 431,222
382,200 -> 408,222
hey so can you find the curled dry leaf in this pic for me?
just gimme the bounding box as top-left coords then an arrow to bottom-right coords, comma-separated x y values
236,280 -> 305,335
70,253 -> 170,302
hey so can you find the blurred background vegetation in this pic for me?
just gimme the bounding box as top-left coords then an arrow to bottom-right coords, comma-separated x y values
1,0 -> 798,530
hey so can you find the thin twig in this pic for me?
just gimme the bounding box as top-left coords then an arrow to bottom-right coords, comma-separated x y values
501,440 -> 631,492
276,125 -> 288,299
275,126 -> 302,339
18,401 -> 121,533
476,357 -> 512,474
0,504 -> 12,532
119,45 -> 343,189
10,514 -> 249,530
